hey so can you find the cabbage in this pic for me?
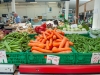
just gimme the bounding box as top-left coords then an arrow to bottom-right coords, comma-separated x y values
78,25 -> 83,29
82,28 -> 86,31
74,28 -> 80,31
71,28 -> 74,31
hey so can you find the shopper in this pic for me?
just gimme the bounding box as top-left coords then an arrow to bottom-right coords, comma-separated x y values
0,17 -> 2,23
14,13 -> 21,23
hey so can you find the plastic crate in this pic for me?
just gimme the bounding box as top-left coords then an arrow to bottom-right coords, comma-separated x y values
28,34 -> 38,39
75,53 -> 92,64
1,52 -> 27,66
27,47 -> 77,65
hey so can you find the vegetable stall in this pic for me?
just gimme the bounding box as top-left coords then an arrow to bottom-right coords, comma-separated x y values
0,22 -> 100,66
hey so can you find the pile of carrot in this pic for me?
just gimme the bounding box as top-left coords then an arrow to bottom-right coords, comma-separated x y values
28,28 -> 74,54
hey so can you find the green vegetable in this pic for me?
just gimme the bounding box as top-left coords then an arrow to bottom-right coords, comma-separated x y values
0,32 -> 30,52
66,34 -> 100,53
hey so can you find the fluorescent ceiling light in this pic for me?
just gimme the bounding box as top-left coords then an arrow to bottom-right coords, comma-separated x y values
30,2 -> 37,3
48,2 -> 56,3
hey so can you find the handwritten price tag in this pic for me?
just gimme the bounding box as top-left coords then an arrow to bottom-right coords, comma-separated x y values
46,55 -> 60,65
46,55 -> 54,64
91,53 -> 100,64
0,51 -> 7,63
71,24 -> 77,28
52,56 -> 60,65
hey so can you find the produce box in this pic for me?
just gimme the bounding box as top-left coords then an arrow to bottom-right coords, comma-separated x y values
27,47 -> 77,65
66,34 -> 100,64
28,34 -> 38,39
0,52 -> 27,66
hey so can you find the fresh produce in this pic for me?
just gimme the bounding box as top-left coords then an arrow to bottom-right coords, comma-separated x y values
66,34 -> 100,53
28,29 -> 73,53
34,23 -> 46,34
0,32 -> 30,52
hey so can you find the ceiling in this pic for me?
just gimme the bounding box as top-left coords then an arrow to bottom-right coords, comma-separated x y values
69,0 -> 91,9
0,0 -> 91,9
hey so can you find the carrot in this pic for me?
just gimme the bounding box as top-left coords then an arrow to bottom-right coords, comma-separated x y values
49,38 -> 53,46
53,31 -> 62,39
52,47 -> 71,53
64,41 -> 69,48
53,42 -> 60,47
54,28 -> 57,31
69,41 -> 74,46
28,43 -> 45,48
47,32 -> 53,39
46,41 -> 49,50
43,33 -> 47,39
32,47 -> 52,53
56,39 -> 62,42
45,32 -> 50,35
53,35 -> 56,40
42,39 -> 47,44
30,40 -> 35,43
39,39 -> 42,42
32,50 -> 43,54
57,51 -> 72,54
59,37 -> 67,48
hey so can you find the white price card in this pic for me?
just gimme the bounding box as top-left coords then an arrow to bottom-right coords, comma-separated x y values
0,51 -> 7,63
71,24 -> 77,28
46,55 -> 60,65
91,53 -> 100,64
52,56 -> 60,65
46,55 -> 54,64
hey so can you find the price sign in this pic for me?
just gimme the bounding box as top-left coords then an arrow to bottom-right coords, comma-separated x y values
52,56 -> 60,65
71,24 -> 77,28
91,53 -> 100,64
46,55 -> 60,65
0,51 -> 7,63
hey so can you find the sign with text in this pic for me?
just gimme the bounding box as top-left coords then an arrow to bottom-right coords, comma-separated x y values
0,51 -> 7,63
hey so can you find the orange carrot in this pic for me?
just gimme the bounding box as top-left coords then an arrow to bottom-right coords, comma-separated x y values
42,39 -> 47,44
32,50 -> 43,54
32,47 -> 52,53
69,41 -> 74,46
43,33 -> 47,39
46,41 -> 49,50
30,40 -> 35,43
57,51 -> 72,54
47,32 -> 53,39
53,31 -> 62,39
28,43 -> 45,48
64,41 -> 69,48
59,37 -> 67,48
52,47 -> 71,53
49,38 -> 53,46
56,39 -> 62,42
53,42 -> 60,47
53,35 -> 56,40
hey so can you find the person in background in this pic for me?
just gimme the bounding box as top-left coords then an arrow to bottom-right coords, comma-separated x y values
0,17 -> 2,23
13,13 -> 21,23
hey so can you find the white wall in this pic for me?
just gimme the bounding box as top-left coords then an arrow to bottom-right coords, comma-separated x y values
79,5 -> 84,13
0,3 -> 61,19
86,0 -> 94,11
79,0 -> 94,13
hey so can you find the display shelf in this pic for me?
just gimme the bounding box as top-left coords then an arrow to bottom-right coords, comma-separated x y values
19,65 -> 100,74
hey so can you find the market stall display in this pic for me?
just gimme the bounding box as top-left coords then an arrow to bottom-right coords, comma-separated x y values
0,32 -> 30,66
27,29 -> 76,65
66,34 -> 100,64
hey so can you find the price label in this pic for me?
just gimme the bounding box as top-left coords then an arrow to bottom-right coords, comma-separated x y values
91,53 -> 100,64
46,55 -> 54,64
52,56 -> 60,65
0,51 -> 7,63
46,55 -> 60,65
71,24 -> 77,28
